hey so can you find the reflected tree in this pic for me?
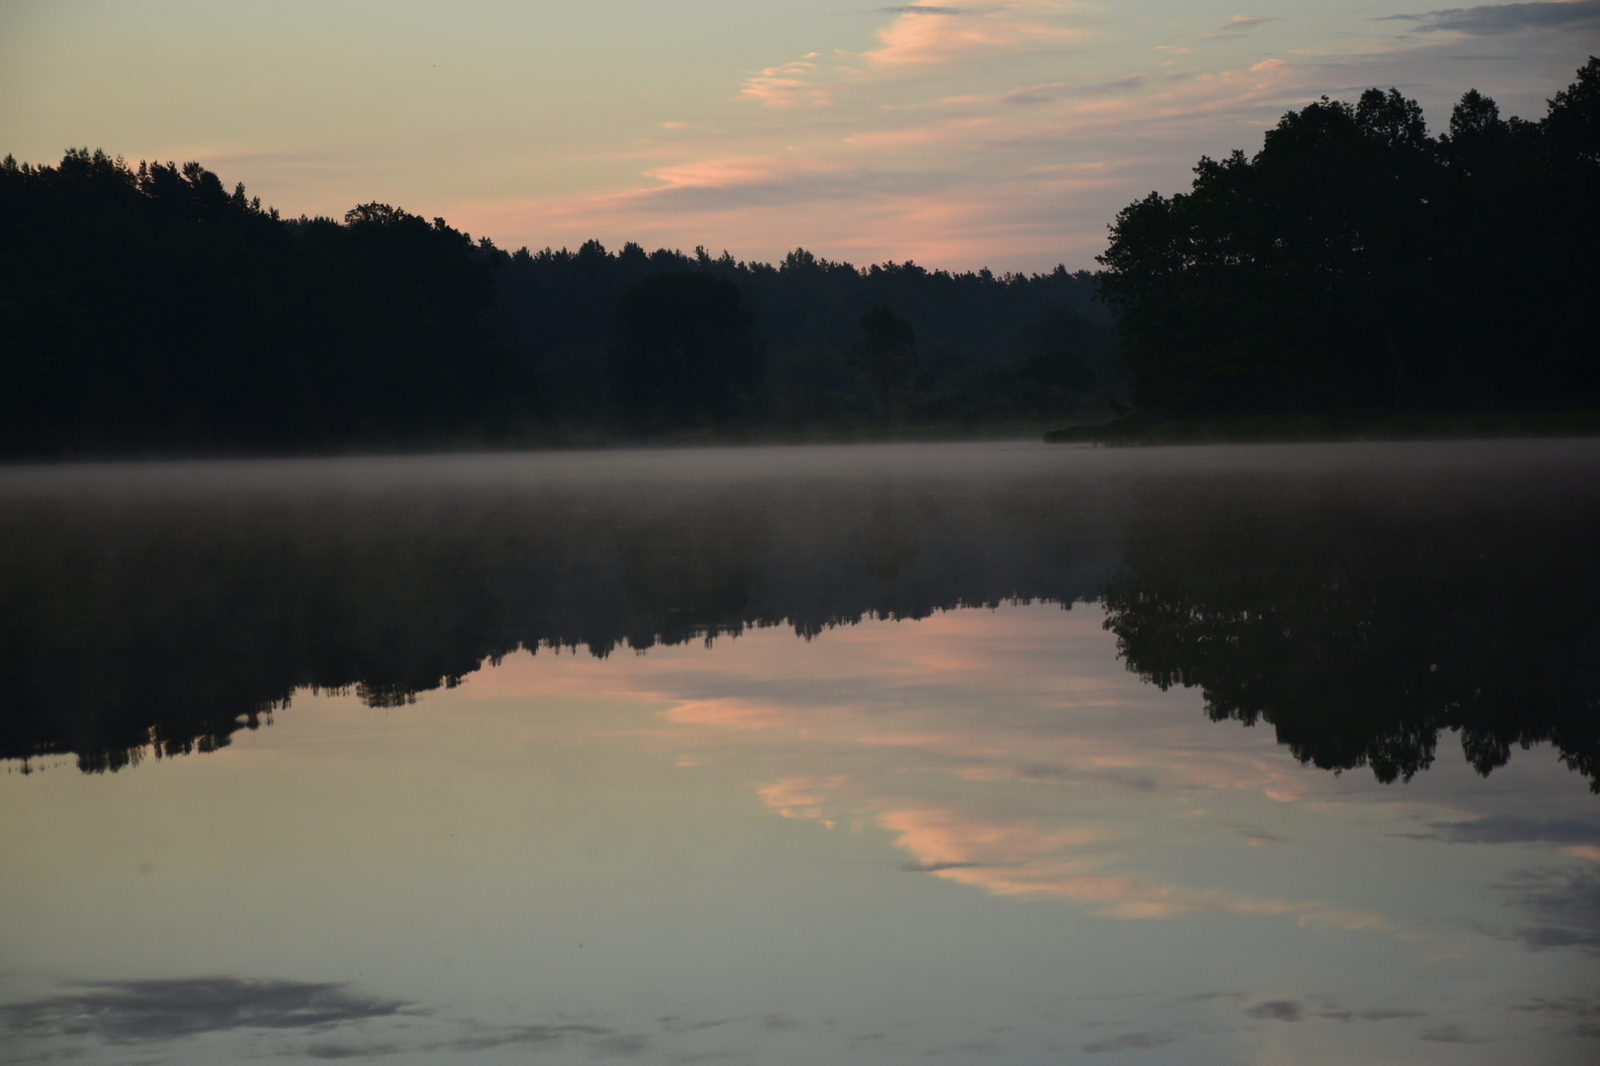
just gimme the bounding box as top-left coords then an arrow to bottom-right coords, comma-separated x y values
1102,480 -> 1600,790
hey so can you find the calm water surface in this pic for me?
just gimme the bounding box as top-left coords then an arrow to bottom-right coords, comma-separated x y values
2,440 -> 1597,1065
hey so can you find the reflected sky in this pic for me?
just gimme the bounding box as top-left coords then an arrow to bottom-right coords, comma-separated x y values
2,440 -> 1598,1064
4,601 -> 1596,1064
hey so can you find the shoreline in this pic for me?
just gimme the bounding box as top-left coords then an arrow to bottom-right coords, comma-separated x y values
1044,410 -> 1600,446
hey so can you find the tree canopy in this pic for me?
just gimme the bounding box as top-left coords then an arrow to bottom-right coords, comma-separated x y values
848,303 -> 918,421
1097,59 -> 1600,416
0,149 -> 1115,455
610,272 -> 764,428
0,150 -> 533,454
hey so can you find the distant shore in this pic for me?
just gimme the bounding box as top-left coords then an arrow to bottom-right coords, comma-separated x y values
16,410 -> 1600,463
1043,410 -> 1600,446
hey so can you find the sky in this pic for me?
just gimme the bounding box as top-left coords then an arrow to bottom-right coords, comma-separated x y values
3,1 -> 1597,271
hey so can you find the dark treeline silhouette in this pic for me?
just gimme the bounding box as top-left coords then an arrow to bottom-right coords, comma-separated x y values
1097,58 -> 1600,417
1,443 -> 1595,788
0,151 -> 1113,457
0,152 -> 534,455
492,243 -> 1114,430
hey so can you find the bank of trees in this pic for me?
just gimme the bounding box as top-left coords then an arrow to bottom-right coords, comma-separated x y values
1097,58 -> 1600,416
0,150 -> 534,455
0,151 -> 1113,457
491,243 -> 1114,432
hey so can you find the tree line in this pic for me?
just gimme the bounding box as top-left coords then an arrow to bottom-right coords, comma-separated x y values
5,58 -> 1594,453
1097,58 -> 1600,417
0,154 -> 535,455
0,152 -> 1113,457
489,240 -> 1114,432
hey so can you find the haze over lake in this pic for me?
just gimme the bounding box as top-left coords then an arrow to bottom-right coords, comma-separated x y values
2,439 -> 1597,1065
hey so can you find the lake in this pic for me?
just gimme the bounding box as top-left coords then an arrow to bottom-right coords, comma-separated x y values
1,439 -> 1596,1065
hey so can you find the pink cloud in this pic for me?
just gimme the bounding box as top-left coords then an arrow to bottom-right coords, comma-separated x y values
741,54 -> 830,107
434,604 -> 1575,938
759,775 -> 849,825
877,806 -> 1383,925
863,2 -> 1088,69
435,6 -> 1317,272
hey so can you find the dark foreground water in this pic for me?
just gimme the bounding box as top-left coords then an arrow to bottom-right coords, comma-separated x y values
2,440 -> 1597,1065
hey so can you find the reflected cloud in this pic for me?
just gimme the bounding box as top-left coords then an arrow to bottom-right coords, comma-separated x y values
286,1021 -> 653,1060
1419,1022 -> 1492,1043
0,978 -> 412,1043
0,977 -> 666,1061
1494,867 -> 1600,955
496,607 -> 1400,929
1082,1027 -> 1187,1052
1419,814 -> 1600,846
1244,999 -> 1303,1021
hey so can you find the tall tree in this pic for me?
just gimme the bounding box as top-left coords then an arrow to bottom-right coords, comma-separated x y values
848,303 -> 918,421
609,271 -> 765,428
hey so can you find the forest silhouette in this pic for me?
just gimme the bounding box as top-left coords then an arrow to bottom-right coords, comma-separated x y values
10,63 -> 1593,454
0,157 -> 1112,457
1097,58 -> 1600,417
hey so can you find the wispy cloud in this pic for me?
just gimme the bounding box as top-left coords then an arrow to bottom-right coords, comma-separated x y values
1419,1022 -> 1494,1043
457,607 -> 1397,930
1381,0 -> 1600,35
741,53 -> 830,107
0,979 -> 412,1043
450,53 -> 1304,262
1197,13 -> 1283,38
1416,814 -> 1600,846
0,977 -> 672,1061
1492,866 -> 1600,956
864,1 -> 1089,68
1244,999 -> 1304,1020
878,805 -> 1384,925
1083,1027 -> 1186,1052
443,2 -> 1462,269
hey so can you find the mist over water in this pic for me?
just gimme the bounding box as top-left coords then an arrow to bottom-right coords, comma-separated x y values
2,439 -> 1598,1064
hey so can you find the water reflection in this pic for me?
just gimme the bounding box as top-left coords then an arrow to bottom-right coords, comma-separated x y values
2,441 -> 1596,789
5,602 -> 1595,1063
3,442 -> 1600,1065
1104,474 -> 1600,790
0,445 -> 1119,771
